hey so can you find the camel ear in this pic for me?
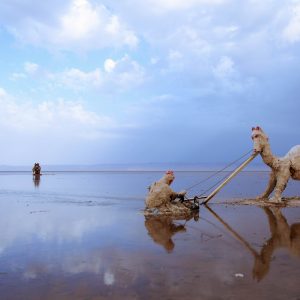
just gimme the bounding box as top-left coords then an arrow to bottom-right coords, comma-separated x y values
256,126 -> 260,130
252,127 -> 255,131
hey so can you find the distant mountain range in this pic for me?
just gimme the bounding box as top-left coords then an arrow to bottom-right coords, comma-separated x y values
0,162 -> 269,172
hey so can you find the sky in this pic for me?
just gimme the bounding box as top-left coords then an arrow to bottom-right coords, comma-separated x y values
0,0 -> 299,165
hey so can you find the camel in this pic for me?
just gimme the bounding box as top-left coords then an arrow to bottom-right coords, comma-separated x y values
251,126 -> 300,202
145,170 -> 186,209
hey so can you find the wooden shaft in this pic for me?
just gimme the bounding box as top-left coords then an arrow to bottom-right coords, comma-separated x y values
203,152 -> 258,204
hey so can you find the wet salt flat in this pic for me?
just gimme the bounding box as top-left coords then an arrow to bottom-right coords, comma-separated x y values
0,171 -> 300,300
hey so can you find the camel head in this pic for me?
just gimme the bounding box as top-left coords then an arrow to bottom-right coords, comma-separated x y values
163,170 -> 175,185
251,126 -> 269,153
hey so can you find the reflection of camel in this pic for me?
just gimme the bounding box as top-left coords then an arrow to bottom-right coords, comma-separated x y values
252,207 -> 300,281
205,206 -> 300,282
251,126 -> 300,202
144,213 -> 198,253
33,174 -> 40,188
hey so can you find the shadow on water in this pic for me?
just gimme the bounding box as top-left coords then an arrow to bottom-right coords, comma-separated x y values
204,205 -> 300,282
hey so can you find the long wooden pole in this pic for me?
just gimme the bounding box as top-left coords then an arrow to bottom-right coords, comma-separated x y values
202,152 -> 258,205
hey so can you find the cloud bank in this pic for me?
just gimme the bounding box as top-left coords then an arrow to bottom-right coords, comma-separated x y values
0,0 -> 300,164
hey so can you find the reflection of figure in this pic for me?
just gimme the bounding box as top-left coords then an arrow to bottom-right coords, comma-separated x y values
145,171 -> 186,209
253,207 -> 300,281
32,163 -> 41,175
145,214 -> 198,253
33,174 -> 40,187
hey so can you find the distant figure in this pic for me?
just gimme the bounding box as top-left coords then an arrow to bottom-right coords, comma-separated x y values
32,163 -> 41,176
145,170 -> 186,209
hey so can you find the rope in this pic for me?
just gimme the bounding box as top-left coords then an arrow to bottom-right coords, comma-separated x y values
184,149 -> 253,193
196,171 -> 234,199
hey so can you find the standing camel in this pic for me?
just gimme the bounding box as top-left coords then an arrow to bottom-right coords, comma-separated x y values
251,126 -> 300,202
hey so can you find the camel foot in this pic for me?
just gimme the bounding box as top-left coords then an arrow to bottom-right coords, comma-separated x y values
256,196 -> 267,202
269,196 -> 282,203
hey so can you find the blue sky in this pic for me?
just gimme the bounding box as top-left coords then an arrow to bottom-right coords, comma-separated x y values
0,0 -> 299,165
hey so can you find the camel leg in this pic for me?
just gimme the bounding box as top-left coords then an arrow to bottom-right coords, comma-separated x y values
271,207 -> 290,240
270,169 -> 290,203
262,207 -> 277,234
257,171 -> 276,200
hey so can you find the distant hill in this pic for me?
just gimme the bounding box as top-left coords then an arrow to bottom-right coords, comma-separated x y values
0,162 -> 268,172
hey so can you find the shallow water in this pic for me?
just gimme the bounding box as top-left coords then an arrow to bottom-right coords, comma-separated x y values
0,171 -> 299,300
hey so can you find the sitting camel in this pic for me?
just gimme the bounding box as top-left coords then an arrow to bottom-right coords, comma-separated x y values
251,126 -> 300,202
145,170 -> 186,209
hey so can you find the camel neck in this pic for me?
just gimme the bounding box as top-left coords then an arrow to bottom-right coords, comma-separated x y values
261,143 -> 277,168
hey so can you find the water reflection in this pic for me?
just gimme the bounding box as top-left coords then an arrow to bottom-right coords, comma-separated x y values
144,212 -> 199,253
253,207 -> 300,281
33,174 -> 40,188
205,206 -> 300,282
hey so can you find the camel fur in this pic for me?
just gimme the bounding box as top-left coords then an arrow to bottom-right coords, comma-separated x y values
251,126 -> 300,203
145,171 -> 186,210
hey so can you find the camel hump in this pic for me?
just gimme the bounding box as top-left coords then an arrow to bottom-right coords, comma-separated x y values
287,145 -> 300,170
287,145 -> 300,158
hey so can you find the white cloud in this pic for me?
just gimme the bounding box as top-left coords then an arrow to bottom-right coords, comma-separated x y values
24,62 -> 39,75
10,72 -> 27,80
150,57 -> 159,65
60,0 -> 101,41
155,25 -> 212,73
168,50 -> 183,61
105,55 -> 145,89
21,56 -> 145,92
212,56 -> 255,93
145,0 -> 226,13
175,26 -> 212,56
213,56 -> 236,79
213,26 -> 239,39
104,59 -> 117,73
282,3 -> 300,43
6,0 -> 138,51
55,68 -> 103,90
0,87 -> 7,98
166,26 -> 212,57
0,87 -> 115,139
